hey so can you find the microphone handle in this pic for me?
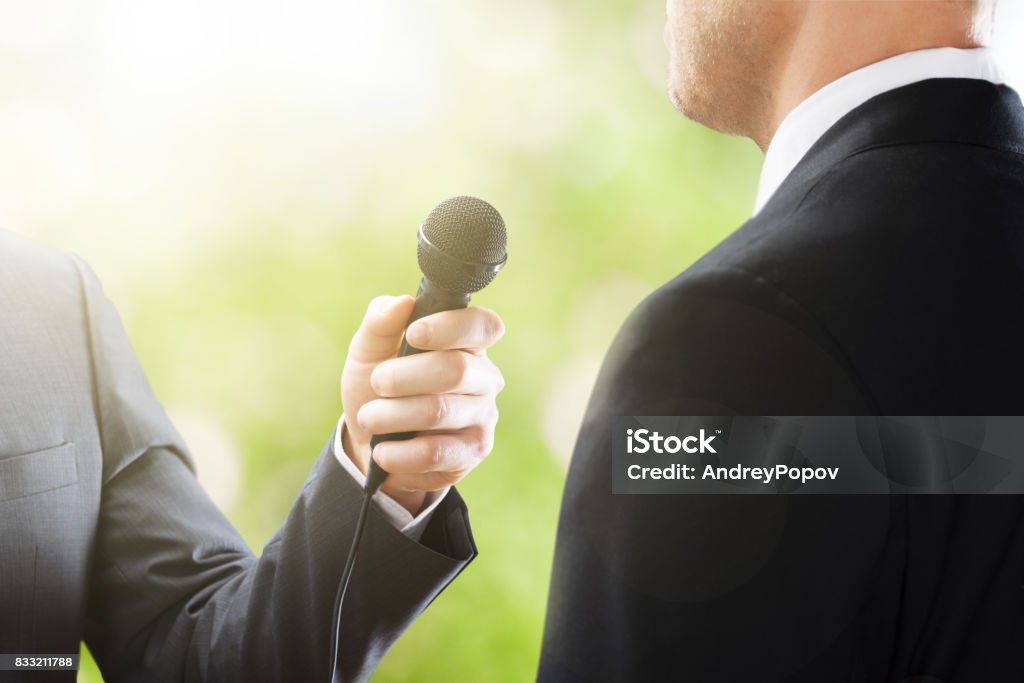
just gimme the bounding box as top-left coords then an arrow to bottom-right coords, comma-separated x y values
365,278 -> 471,492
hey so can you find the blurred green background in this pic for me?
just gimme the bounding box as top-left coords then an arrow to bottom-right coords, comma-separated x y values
2,0 -> 1021,681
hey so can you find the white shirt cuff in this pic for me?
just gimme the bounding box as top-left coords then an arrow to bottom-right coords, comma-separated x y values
332,414 -> 450,542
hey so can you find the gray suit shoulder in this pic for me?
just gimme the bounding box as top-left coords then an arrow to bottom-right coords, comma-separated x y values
0,228 -> 88,318
0,229 -> 97,456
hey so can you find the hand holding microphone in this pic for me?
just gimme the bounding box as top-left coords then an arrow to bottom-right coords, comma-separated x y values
339,197 -> 508,514
330,197 -> 508,682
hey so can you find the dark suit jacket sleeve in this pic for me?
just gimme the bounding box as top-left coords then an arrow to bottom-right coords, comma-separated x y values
73,257 -> 476,683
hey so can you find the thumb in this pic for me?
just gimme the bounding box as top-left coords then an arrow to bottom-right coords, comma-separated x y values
346,295 -> 416,365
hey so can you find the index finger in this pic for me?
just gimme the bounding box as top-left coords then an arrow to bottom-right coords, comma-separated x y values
404,306 -> 505,352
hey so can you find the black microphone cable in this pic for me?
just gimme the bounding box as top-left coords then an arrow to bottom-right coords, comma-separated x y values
328,455 -> 389,683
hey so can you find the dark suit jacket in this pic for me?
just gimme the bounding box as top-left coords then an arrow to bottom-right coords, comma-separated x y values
0,233 -> 475,682
539,79 -> 1024,682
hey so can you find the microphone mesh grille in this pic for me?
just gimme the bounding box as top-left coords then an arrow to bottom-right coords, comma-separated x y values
419,196 -> 507,292
422,196 -> 507,264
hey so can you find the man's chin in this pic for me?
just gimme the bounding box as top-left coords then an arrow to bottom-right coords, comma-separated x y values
667,82 -> 688,114
668,83 -> 749,139
668,84 -> 710,126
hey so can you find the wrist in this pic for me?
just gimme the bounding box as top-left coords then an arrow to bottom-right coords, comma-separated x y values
383,486 -> 428,516
343,423 -> 429,515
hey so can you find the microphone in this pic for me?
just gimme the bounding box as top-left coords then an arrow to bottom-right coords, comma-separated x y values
328,197 -> 507,683
364,195 -> 508,493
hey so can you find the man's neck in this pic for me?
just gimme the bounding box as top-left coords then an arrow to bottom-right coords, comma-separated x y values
753,4 -> 985,151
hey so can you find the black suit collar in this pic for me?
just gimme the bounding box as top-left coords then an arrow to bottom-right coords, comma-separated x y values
757,78 -> 1024,222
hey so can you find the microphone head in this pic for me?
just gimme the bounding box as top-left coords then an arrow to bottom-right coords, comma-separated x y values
418,196 -> 508,293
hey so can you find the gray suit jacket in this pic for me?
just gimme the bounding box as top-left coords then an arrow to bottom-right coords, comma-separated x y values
0,229 -> 476,682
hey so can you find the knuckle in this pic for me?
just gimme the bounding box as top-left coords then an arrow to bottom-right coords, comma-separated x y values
430,395 -> 450,427
471,432 -> 492,461
485,312 -> 506,343
425,441 -> 447,469
446,351 -> 470,388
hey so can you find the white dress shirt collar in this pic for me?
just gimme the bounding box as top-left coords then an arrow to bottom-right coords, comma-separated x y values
754,47 -> 1006,215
